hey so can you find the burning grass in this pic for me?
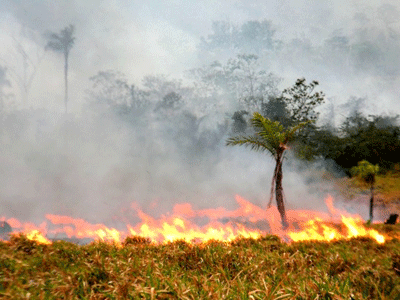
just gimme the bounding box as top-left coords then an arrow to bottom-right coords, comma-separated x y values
1,226 -> 400,299
0,195 -> 390,246
1,195 -> 399,298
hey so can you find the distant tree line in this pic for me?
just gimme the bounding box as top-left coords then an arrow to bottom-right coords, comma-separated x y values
1,12 -> 399,178
298,113 -> 400,174
199,5 -> 400,78
230,79 -> 400,175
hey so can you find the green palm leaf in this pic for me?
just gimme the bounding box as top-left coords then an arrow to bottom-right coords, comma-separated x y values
226,111 -> 311,228
226,112 -> 311,158
226,135 -> 276,155
283,120 -> 314,143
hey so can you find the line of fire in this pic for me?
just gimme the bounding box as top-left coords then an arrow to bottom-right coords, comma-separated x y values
0,195 -> 393,246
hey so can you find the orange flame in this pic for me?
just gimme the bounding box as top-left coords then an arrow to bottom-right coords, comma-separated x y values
24,230 -> 52,245
0,195 -> 388,245
286,196 -> 386,244
287,216 -> 385,244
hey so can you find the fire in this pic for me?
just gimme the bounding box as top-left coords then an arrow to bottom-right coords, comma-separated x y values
45,214 -> 123,244
0,195 -> 389,245
128,218 -> 261,243
287,196 -> 386,244
287,216 -> 385,244
25,230 -> 52,245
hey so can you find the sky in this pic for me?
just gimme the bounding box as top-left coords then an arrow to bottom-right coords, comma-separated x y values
0,0 -> 398,226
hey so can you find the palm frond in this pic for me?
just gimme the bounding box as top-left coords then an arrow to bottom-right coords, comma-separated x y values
250,112 -> 285,148
284,120 -> 313,143
46,25 -> 75,52
251,112 -> 283,133
226,135 -> 276,156
250,112 -> 267,130
227,112 -> 312,158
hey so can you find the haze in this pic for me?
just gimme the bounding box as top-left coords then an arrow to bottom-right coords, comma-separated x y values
0,0 -> 398,226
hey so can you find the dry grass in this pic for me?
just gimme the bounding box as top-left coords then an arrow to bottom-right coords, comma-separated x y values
1,225 -> 400,299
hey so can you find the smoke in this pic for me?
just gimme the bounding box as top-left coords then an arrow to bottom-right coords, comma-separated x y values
0,0 -> 398,226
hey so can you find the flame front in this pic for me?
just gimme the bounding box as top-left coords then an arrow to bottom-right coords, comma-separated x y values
128,217 -> 262,243
0,195 -> 389,245
287,216 -> 385,244
287,196 -> 386,244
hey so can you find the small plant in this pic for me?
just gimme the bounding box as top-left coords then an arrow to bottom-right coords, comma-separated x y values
123,235 -> 152,246
351,160 -> 379,222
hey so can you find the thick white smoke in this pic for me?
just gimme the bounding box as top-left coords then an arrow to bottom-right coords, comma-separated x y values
0,0 -> 398,226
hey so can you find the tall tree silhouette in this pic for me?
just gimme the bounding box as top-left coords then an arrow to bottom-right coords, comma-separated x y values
46,25 -> 75,113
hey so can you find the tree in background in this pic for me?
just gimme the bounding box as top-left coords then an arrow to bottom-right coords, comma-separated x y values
279,78 -> 325,125
350,160 -> 379,223
199,20 -> 279,58
290,111 -> 400,172
10,36 -> 45,106
0,66 -> 12,114
87,70 -> 147,108
0,67 -> 10,87
155,91 -> 183,114
261,78 -> 325,162
188,54 -> 280,110
46,24 -> 75,113
261,96 -> 291,128
231,110 -> 249,134
227,112 -> 311,228
336,113 -> 400,172
189,55 -> 281,137
142,74 -> 190,103
86,70 -> 150,127
230,54 -> 281,112
88,70 -> 136,107
3,25 -> 47,106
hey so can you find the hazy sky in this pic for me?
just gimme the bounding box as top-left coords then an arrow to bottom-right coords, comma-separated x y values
0,0 -> 399,113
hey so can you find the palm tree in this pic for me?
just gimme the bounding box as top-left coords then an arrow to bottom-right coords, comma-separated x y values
350,160 -> 379,223
227,112 -> 311,228
46,25 -> 75,113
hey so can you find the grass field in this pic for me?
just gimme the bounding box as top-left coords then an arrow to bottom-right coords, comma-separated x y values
1,171 -> 400,299
1,224 -> 400,300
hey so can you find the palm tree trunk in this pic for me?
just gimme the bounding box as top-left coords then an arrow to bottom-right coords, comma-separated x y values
267,167 -> 276,208
64,51 -> 68,113
369,185 -> 374,223
275,150 -> 288,228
